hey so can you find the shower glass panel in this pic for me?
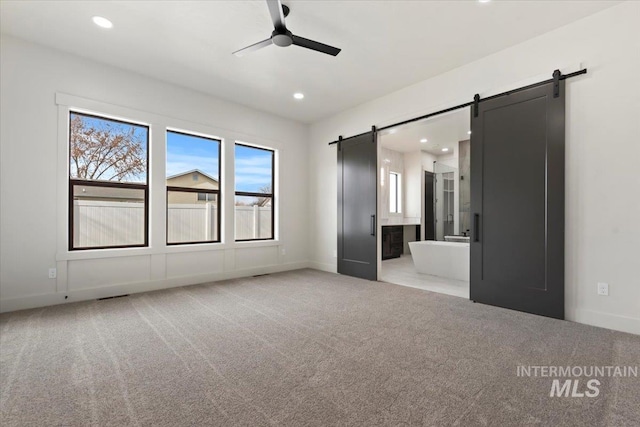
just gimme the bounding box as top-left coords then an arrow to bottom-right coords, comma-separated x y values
434,162 -> 458,241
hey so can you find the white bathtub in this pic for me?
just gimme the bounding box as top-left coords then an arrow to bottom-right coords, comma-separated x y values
408,241 -> 469,281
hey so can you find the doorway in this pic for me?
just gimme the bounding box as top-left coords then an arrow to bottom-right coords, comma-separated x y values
378,107 -> 471,298
336,70 -> 572,320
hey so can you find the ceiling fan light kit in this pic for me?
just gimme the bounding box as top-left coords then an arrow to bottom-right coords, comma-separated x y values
233,0 -> 341,57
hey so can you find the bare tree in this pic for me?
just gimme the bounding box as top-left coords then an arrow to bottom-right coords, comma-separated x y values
70,114 -> 146,182
257,184 -> 272,207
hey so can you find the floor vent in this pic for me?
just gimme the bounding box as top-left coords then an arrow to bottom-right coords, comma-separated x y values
252,274 -> 270,277
97,294 -> 130,301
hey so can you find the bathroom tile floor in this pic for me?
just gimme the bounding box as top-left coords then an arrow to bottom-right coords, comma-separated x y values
381,255 -> 470,298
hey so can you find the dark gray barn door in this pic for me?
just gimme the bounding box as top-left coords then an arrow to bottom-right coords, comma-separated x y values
338,132 -> 377,281
470,81 -> 565,319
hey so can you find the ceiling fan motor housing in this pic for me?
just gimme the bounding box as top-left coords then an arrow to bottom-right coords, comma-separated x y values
272,30 -> 293,47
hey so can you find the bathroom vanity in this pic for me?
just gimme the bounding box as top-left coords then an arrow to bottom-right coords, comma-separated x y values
381,220 -> 420,260
381,226 -> 403,260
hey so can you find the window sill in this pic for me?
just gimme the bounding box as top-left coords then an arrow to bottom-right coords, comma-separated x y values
234,239 -> 280,248
57,240 -> 281,261
164,240 -> 281,252
57,246 -> 157,261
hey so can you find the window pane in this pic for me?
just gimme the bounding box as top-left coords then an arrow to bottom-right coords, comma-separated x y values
235,196 -> 272,240
235,145 -> 273,193
166,131 -> 221,245
167,191 -> 218,244
166,131 -> 220,184
197,193 -> 216,202
396,174 -> 401,213
72,185 -> 145,248
70,113 -> 148,184
390,173 -> 398,213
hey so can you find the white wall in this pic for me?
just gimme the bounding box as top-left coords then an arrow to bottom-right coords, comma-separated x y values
403,151 -> 422,220
421,152 -> 436,173
379,147 -> 404,220
0,35 -> 309,312
309,2 -> 640,334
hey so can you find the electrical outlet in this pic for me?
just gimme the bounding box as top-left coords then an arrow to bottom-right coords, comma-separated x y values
281,247 -> 286,255
48,268 -> 57,279
597,282 -> 609,296
333,249 -> 337,258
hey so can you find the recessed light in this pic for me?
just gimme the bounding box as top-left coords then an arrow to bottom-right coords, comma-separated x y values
467,131 -> 472,135
420,138 -> 428,143
92,16 -> 113,29
389,129 -> 397,134
478,0 -> 491,3
442,148 -> 449,152
293,92 -> 304,100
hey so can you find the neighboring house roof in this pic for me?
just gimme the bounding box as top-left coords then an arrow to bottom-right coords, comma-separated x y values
166,169 -> 218,183
166,169 -> 219,191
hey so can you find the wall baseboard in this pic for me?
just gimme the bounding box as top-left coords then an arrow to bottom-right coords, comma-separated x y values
0,261 -> 310,314
4,260 -> 637,337
567,308 -> 640,336
308,261 -> 337,273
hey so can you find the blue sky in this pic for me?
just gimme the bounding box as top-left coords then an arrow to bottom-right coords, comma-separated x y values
72,115 -> 272,193
234,144 -> 272,193
167,132 -> 272,193
166,131 -> 219,180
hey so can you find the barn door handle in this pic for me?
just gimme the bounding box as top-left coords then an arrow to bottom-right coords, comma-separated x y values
473,213 -> 480,242
371,215 -> 376,236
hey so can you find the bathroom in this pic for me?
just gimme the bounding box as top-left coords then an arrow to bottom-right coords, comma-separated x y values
378,107 -> 471,297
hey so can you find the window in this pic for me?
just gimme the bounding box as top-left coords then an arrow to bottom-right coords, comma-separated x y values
69,112 -> 149,250
389,172 -> 401,213
197,193 -> 217,202
234,143 -> 274,241
166,130 -> 221,245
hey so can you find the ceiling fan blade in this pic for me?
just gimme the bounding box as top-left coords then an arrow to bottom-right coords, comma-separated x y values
292,35 -> 341,56
232,38 -> 273,57
266,0 -> 286,31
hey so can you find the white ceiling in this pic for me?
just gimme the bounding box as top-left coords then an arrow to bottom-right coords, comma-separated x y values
380,107 -> 470,155
0,1 -> 620,123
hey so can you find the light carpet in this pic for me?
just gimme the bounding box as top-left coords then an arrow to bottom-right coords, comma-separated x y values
1,269 -> 639,426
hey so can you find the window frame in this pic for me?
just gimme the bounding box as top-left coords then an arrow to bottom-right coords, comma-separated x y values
68,111 -> 150,251
389,171 -> 402,214
234,143 -> 275,242
166,129 -> 222,246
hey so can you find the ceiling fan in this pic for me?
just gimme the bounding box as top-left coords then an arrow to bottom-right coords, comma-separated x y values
233,0 -> 341,57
